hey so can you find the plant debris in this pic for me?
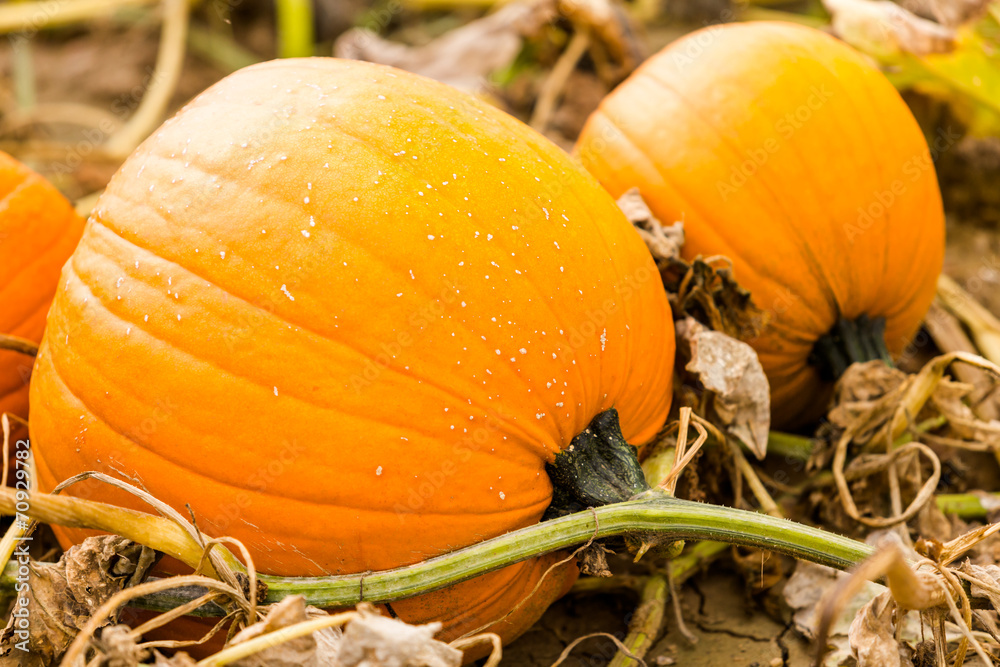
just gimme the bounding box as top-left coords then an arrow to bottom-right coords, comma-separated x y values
680,321 -> 770,460
0,536 -> 157,667
227,596 -> 341,667
616,189 -> 768,343
334,2 -> 552,95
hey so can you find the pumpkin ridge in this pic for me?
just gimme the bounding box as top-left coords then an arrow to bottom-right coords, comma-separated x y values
0,237 -> 83,311
46,273 -> 557,472
223,66 -> 668,439
114,133 -> 617,432
52,272 -> 559,480
0,182 -> 76,285
596,105 -> 830,337
638,66 -> 843,323
0,167 -> 30,204
807,60 -> 893,312
312,105 -> 671,445
751,23 -> 936,334
38,348 -> 553,521
80,217 -> 477,404
0,174 -> 47,222
44,294 -> 564,516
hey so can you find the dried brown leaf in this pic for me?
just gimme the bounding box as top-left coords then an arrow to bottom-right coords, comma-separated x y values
92,624 -> 148,665
229,595 -> 340,667
617,188 -> 684,266
899,0 -> 993,29
616,189 -> 766,342
577,543 -> 613,578
334,2 -> 552,94
824,0 -> 956,57
337,605 -> 462,667
684,329 -> 770,459
960,562 -> 1000,611
848,592 -> 905,667
0,536 -> 157,667
152,650 -> 199,666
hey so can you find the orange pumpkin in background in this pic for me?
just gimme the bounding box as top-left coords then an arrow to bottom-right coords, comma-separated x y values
30,58 -> 675,653
0,152 -> 85,441
576,21 -> 944,428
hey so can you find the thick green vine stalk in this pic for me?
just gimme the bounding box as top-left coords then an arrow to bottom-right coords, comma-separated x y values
1,487 -> 873,614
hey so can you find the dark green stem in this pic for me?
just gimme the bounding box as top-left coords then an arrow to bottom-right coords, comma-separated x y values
544,408 -> 650,519
809,315 -> 892,380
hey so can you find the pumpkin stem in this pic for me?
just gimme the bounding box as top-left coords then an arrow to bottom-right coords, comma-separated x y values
809,315 -> 892,381
543,408 -> 650,520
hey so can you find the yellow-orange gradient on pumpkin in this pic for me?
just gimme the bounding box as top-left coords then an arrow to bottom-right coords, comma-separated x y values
577,22 -> 944,428
30,58 -> 674,649
0,152 -> 84,441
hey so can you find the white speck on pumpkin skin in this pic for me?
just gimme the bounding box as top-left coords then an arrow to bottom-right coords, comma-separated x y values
274,387 -> 279,396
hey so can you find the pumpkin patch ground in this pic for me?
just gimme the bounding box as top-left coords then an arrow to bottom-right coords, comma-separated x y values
2,1 -> 1000,666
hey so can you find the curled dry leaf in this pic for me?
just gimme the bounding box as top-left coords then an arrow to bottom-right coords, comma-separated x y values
223,599 -> 461,667
334,2 -> 552,94
848,592 -> 906,667
337,604 -> 462,667
577,542 -> 613,578
826,360 -> 910,441
960,562 -> 1000,609
615,189 -> 766,342
899,0 -> 992,28
784,561 -> 881,666
823,0 -> 956,57
229,595 -> 341,667
616,188 -> 684,267
0,535 -> 157,667
681,323 -> 770,459
92,624 -> 148,665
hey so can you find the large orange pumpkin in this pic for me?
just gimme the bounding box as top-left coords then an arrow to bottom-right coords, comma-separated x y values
0,152 -> 84,441
30,59 -> 674,651
576,22 -> 944,428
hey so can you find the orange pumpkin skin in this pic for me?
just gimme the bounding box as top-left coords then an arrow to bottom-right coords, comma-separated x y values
0,152 -> 84,440
576,22 -> 944,427
30,58 -> 674,647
